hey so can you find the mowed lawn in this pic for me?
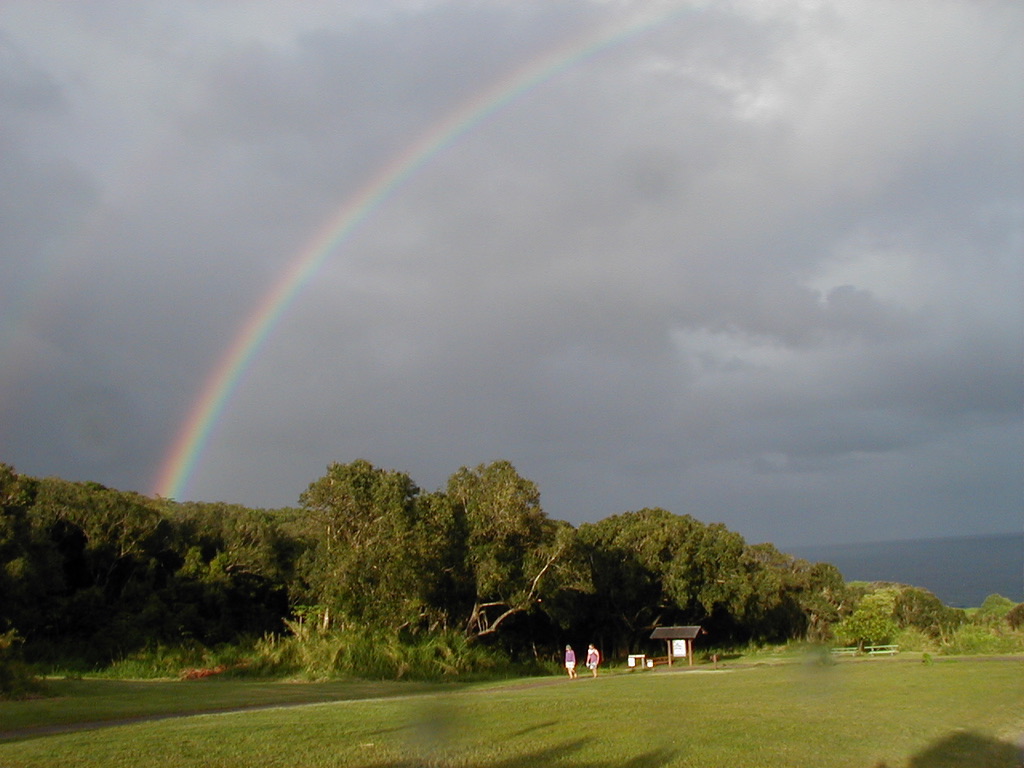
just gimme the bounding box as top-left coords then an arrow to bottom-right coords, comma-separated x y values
1,656 -> 1021,767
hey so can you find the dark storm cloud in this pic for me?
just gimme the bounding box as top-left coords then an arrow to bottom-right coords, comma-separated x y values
0,0 -> 1020,545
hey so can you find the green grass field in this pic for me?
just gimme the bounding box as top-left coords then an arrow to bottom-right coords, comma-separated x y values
1,656 -> 1021,767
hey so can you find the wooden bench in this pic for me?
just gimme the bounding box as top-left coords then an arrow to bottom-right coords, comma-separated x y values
865,645 -> 899,656
830,646 -> 858,656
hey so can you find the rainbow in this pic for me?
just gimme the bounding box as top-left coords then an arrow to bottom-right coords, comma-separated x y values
153,6 -> 684,501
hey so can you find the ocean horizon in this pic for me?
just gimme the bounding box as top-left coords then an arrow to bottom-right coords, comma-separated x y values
786,531 -> 1023,608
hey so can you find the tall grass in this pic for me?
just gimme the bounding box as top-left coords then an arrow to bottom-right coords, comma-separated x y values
941,623 -> 1024,655
0,631 -> 43,700
92,643 -> 250,680
41,625 -> 530,682
249,624 -> 526,681
38,612 -> 1024,684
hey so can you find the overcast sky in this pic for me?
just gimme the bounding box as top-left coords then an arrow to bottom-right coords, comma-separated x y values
1,0 -> 1020,547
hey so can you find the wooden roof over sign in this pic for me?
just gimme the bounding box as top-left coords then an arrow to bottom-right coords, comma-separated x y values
650,626 -> 702,640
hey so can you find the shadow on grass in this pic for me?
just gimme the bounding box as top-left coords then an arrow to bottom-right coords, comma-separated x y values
875,730 -> 1022,768
507,719 -> 558,738
362,737 -> 678,768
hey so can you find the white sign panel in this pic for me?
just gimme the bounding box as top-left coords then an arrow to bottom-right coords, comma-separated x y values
672,639 -> 687,657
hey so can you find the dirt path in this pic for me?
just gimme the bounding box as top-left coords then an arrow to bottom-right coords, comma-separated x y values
0,700 -> 328,742
0,674 -> 581,742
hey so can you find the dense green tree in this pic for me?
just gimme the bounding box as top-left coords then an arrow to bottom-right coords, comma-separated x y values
446,461 -> 585,641
575,511 -> 670,654
0,465 -> 43,635
577,510 -> 844,651
974,594 -> 1017,625
737,543 -> 806,641
159,501 -> 295,642
836,588 -> 900,648
893,586 -> 965,640
580,510 -> 684,629
297,460 -> 426,631
33,478 -> 170,590
797,561 -> 850,641
25,478 -> 178,658
739,546 -> 851,642
576,509 -> 757,648
666,520 -> 752,636
167,502 -> 295,583
3,460 -> 982,673
404,490 -> 474,632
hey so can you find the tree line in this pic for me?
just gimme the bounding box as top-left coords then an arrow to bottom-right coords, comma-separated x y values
2,458 -> 994,672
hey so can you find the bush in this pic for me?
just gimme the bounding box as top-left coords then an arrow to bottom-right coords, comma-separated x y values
893,587 -> 965,639
835,590 -> 900,647
940,623 -> 1024,656
80,628 -> 522,681
249,625 -> 519,681
0,630 -> 44,699
1006,603 -> 1024,630
893,626 -> 937,654
974,594 -> 1017,625
96,642 -> 256,680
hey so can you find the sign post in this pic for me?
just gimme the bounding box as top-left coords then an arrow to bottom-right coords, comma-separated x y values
650,626 -> 702,667
672,638 -> 687,660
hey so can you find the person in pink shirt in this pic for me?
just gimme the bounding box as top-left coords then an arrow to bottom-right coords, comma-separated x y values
564,645 -> 577,678
585,644 -> 601,677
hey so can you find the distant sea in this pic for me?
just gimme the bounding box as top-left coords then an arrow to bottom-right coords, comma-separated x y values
787,532 -> 1023,608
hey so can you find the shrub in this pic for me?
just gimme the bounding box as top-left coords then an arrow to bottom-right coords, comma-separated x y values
249,625 -> 517,681
893,587 -> 965,639
0,630 -> 44,699
835,590 -> 900,647
893,626 -> 937,654
940,623 -> 1024,655
1006,603 -> 1024,630
98,642 -> 254,679
974,594 -> 1017,625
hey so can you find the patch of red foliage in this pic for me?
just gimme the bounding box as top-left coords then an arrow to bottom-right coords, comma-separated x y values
179,665 -> 228,680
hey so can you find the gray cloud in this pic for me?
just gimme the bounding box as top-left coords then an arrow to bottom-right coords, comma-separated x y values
0,0 -> 1020,546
